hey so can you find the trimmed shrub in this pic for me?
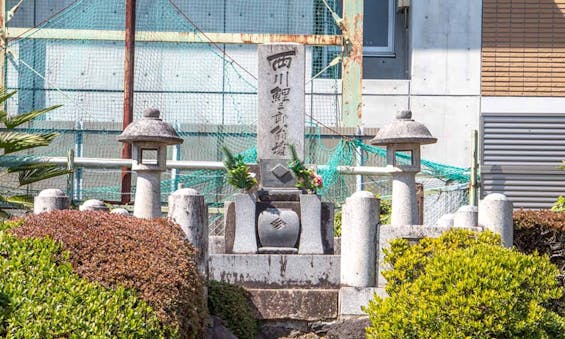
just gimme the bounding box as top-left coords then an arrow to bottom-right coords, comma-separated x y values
10,210 -> 208,338
208,280 -> 258,339
0,219 -> 170,337
514,209 -> 565,268
365,229 -> 565,338
513,209 -> 565,315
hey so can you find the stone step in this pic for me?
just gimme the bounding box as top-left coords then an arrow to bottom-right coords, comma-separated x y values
246,288 -> 338,321
209,254 -> 340,288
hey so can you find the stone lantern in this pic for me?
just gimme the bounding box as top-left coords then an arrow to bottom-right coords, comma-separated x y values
370,110 -> 437,225
118,108 -> 183,218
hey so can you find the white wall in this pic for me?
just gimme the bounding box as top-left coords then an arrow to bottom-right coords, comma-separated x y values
362,0 -> 482,168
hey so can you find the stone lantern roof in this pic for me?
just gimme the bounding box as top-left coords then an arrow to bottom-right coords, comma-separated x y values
369,110 -> 437,146
117,108 -> 183,145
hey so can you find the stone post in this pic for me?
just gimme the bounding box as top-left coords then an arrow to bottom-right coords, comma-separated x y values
232,192 -> 258,254
298,194 -> 324,254
479,193 -> 513,247
168,188 -> 209,276
110,208 -> 130,215
436,213 -> 455,227
340,191 -> 379,287
391,172 -> 417,225
79,199 -> 109,212
453,205 -> 478,227
33,189 -> 70,214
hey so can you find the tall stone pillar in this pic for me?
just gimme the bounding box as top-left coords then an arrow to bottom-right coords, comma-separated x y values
340,191 -> 379,287
168,188 -> 209,276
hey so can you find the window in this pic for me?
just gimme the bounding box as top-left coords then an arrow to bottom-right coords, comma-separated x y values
364,0 -> 395,56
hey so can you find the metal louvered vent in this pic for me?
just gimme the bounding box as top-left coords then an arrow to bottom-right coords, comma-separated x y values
481,112 -> 565,209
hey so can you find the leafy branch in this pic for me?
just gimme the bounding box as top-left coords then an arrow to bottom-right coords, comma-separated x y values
221,145 -> 257,192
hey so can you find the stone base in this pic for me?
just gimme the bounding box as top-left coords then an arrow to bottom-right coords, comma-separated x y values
339,287 -> 387,316
209,254 -> 340,288
258,188 -> 302,201
248,288 -> 338,321
258,247 -> 298,254
225,201 -> 335,254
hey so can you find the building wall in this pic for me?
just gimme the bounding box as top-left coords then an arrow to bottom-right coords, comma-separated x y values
480,0 -> 565,207
362,0 -> 482,167
482,0 -> 565,96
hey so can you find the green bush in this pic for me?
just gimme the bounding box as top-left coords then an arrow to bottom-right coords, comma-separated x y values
208,280 -> 258,339
365,229 -> 565,338
10,210 -> 208,338
0,220 -> 170,337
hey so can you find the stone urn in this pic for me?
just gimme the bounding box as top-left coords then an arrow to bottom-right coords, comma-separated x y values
257,207 -> 300,252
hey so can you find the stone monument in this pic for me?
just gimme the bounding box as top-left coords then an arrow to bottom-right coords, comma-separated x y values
228,43 -> 333,255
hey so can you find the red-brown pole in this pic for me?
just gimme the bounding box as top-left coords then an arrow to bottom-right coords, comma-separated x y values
121,0 -> 136,204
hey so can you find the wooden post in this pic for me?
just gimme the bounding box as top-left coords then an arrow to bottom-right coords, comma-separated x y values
121,0 -> 136,204
470,129 -> 479,206
416,182 -> 424,225
341,0 -> 363,128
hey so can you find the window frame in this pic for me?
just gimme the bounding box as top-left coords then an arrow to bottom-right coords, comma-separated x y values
363,0 -> 396,56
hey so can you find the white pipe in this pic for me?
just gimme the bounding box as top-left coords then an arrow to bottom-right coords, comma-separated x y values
23,157 -> 402,176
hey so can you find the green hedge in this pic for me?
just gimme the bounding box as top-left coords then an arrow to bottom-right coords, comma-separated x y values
0,220 -> 170,337
365,229 -> 565,338
208,280 -> 258,339
10,210 -> 208,338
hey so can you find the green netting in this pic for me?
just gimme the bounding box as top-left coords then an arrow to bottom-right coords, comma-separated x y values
0,0 -> 470,228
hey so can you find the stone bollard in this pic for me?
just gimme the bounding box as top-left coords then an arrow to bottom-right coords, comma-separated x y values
110,208 -> 130,215
453,205 -> 478,227
168,188 -> 208,276
479,193 -> 513,247
436,213 -> 455,227
34,189 -> 70,214
79,199 -> 109,212
340,191 -> 379,287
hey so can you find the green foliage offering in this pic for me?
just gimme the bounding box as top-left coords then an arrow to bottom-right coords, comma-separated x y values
208,280 -> 258,339
221,145 -> 257,191
365,229 -> 565,339
0,220 -> 170,338
552,195 -> 565,212
288,144 -> 323,193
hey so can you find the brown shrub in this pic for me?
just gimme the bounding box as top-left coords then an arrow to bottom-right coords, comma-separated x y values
513,209 -> 565,315
10,210 -> 207,338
